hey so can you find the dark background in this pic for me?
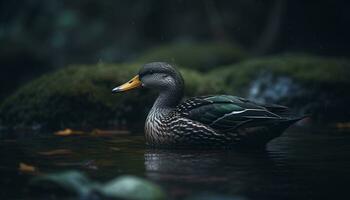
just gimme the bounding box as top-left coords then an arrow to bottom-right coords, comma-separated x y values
1,2 -> 350,199
1,0 -> 350,100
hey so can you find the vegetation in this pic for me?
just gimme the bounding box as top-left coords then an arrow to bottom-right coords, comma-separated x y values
210,55 -> 350,120
0,63 -> 141,130
1,54 -> 349,131
210,54 -> 350,93
0,63 -> 223,131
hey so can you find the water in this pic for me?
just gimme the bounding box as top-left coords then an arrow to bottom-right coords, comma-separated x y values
0,128 -> 350,199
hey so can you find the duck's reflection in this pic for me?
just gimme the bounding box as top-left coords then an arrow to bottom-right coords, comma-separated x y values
144,149 -> 284,199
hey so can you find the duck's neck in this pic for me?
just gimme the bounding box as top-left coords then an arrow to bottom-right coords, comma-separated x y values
145,77 -> 184,144
145,87 -> 183,144
151,86 -> 184,114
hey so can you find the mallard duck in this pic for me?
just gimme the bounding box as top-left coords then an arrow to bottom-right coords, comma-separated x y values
112,62 -> 303,148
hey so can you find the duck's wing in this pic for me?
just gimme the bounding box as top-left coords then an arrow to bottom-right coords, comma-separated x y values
176,95 -> 296,132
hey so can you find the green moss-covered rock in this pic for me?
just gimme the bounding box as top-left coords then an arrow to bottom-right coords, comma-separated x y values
0,63 -> 140,130
137,42 -> 246,71
210,55 -> 350,121
212,55 -> 350,90
30,171 -> 94,198
30,171 -> 166,200
102,175 -> 165,200
0,63 -> 222,131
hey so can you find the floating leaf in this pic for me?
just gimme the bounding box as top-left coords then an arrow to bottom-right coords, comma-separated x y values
336,122 -> 350,129
19,162 -> 37,174
54,129 -> 84,136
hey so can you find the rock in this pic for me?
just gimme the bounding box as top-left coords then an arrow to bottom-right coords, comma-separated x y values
30,171 -> 95,198
0,63 -> 145,131
247,72 -> 302,103
29,171 -> 165,200
210,55 -> 350,121
137,42 -> 247,71
101,175 -> 166,200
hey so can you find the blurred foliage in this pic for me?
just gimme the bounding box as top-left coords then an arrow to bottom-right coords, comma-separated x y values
137,42 -> 246,71
211,54 -> 350,93
0,0 -> 271,65
1,0 -> 350,109
0,39 -> 51,101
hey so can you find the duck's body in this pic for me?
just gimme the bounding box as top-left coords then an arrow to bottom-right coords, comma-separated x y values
145,95 -> 301,148
113,62 -> 303,149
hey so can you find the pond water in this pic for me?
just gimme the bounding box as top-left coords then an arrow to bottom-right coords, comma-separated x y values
0,128 -> 349,199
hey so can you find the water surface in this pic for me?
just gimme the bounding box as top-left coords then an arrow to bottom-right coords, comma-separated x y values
0,128 -> 349,199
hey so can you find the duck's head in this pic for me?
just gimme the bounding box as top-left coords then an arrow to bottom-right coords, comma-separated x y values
112,62 -> 184,93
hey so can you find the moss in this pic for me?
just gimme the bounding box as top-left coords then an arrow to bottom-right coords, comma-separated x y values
180,68 -> 227,96
210,54 -> 350,94
136,42 -> 247,71
0,63 -> 139,130
209,54 -> 350,121
2,55 -> 348,130
0,63 -> 221,130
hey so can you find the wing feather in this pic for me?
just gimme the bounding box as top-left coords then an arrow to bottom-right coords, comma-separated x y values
176,95 -> 289,131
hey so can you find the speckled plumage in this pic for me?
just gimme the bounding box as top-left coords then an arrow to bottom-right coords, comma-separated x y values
145,95 -> 301,148
114,62 -> 303,149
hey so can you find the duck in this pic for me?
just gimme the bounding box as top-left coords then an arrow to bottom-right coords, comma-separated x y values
112,62 -> 303,148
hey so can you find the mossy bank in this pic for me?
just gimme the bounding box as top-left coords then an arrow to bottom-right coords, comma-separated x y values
0,63 -> 223,131
1,54 -> 349,132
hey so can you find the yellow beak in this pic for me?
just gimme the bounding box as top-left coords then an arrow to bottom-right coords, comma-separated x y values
112,75 -> 142,93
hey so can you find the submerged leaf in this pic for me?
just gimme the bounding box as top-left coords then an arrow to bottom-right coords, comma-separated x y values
54,129 -> 84,136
